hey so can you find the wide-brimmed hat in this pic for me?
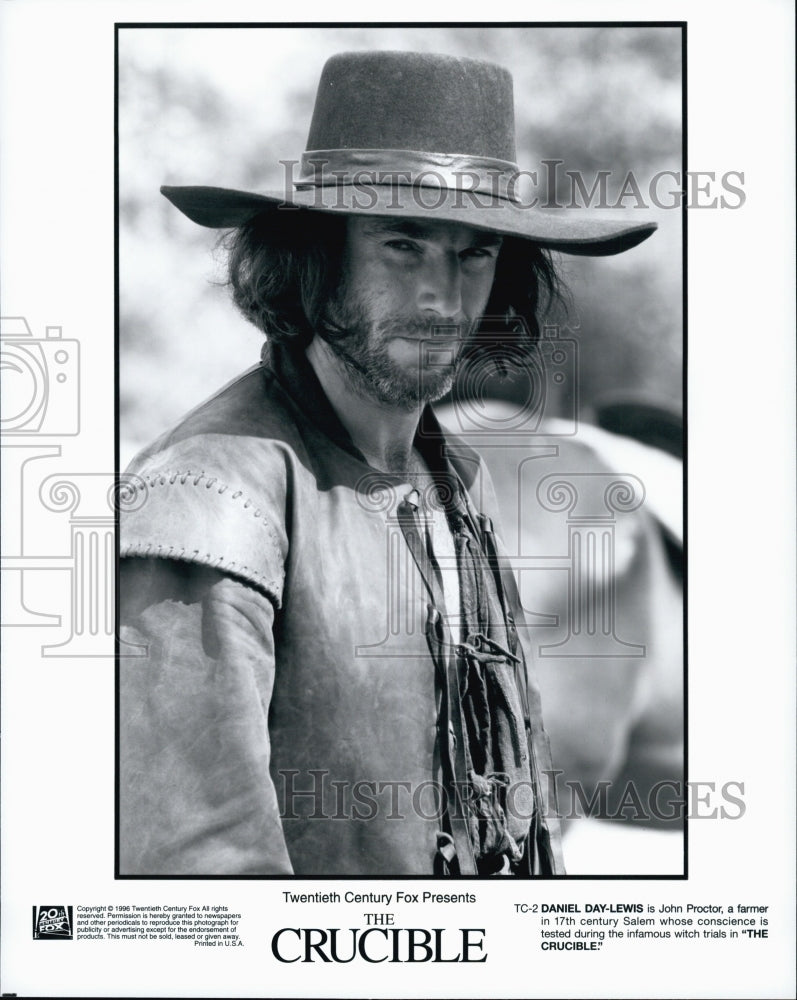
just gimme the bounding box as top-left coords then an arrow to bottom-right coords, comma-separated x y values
162,50 -> 656,256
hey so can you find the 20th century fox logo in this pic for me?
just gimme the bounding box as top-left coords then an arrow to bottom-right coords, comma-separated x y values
32,905 -> 73,940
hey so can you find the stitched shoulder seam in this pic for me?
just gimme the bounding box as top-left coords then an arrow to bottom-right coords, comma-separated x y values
133,468 -> 283,557
120,544 -> 282,608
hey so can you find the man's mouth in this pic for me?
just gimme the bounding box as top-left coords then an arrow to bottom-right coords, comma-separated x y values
381,317 -> 466,342
392,329 -> 463,341
395,335 -> 460,343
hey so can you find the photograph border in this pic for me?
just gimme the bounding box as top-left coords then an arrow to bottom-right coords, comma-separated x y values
113,19 -> 688,882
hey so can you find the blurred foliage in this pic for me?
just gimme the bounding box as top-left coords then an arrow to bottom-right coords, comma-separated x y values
119,25 -> 682,464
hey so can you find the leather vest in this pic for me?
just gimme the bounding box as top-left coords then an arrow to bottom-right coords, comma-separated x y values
119,344 -> 564,876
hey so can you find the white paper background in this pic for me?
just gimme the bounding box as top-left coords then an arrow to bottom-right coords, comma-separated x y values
1,1 -> 794,997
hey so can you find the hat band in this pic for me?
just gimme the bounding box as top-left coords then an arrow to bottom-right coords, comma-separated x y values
296,149 -> 521,203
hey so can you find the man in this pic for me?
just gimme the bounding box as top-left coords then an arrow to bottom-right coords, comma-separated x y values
119,50 -> 656,876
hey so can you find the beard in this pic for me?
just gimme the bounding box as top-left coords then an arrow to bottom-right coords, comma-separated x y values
319,283 -> 468,410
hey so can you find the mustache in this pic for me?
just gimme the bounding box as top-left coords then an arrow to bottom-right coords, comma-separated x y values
374,316 -> 471,339
320,289 -> 472,342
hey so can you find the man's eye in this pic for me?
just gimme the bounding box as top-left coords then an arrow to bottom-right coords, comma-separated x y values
385,240 -> 419,252
461,247 -> 496,261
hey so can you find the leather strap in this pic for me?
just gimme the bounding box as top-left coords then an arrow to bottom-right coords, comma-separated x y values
296,148 -> 521,203
478,513 -> 566,875
427,612 -> 478,877
479,514 -> 532,729
397,496 -> 477,876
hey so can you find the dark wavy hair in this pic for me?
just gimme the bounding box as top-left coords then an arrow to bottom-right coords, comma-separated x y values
223,207 -> 566,368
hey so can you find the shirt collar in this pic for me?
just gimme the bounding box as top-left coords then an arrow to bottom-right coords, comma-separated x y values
263,338 -> 457,479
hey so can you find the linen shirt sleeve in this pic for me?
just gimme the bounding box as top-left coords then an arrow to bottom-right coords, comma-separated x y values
119,556 -> 293,875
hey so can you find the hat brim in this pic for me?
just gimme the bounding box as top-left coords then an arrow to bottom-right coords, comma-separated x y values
161,184 -> 656,257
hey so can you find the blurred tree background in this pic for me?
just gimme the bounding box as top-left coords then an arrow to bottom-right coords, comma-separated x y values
119,25 -> 682,466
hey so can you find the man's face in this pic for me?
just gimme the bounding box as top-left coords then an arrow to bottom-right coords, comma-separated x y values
322,216 -> 502,408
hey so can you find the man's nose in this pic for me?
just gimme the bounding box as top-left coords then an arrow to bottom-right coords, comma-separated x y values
417,255 -> 463,320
